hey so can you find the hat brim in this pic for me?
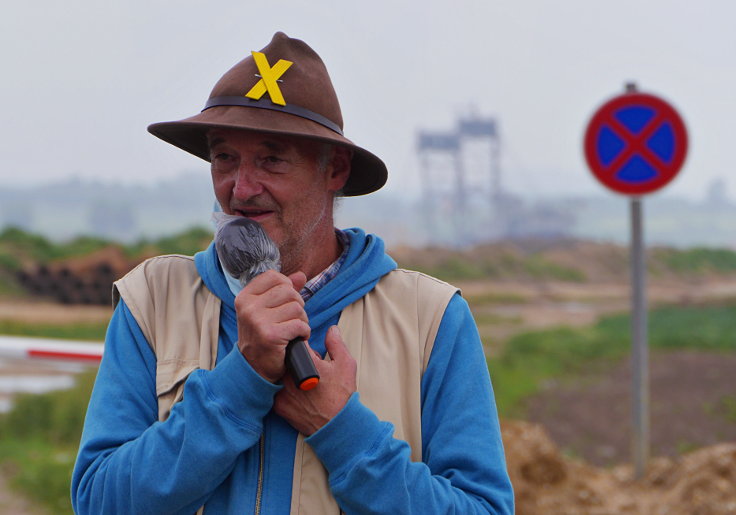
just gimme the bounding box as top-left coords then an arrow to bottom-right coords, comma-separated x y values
148,105 -> 387,197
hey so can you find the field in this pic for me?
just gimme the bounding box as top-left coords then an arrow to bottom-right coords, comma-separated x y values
399,240 -> 736,513
452,275 -> 736,463
0,234 -> 735,513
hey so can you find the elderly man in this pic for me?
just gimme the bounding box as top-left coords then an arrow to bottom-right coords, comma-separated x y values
72,32 -> 514,514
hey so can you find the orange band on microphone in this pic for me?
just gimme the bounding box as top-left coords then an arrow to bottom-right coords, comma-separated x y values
299,377 -> 319,391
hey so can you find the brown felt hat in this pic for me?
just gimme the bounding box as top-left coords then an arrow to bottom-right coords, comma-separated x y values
148,32 -> 387,196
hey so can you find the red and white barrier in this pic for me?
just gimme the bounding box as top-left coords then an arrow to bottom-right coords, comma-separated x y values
0,335 -> 103,362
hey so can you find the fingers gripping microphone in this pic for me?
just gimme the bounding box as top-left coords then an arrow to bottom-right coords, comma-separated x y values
215,216 -> 320,391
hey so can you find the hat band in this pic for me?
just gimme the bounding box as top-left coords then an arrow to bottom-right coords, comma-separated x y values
203,96 -> 344,136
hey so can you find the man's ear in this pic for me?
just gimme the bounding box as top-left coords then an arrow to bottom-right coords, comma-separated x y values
327,146 -> 352,192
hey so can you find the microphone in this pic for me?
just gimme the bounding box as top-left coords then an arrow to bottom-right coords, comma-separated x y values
215,215 -> 320,391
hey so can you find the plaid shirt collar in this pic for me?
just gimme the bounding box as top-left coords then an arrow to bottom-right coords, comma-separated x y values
300,230 -> 350,301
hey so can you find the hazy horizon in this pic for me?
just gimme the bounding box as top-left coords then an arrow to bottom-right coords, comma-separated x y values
2,1 -> 735,203
2,172 -> 735,250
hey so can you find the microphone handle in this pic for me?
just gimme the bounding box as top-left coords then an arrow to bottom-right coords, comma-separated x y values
286,338 -> 320,391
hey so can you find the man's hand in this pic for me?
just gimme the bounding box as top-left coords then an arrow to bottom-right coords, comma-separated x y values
273,326 -> 357,435
235,270 -> 309,383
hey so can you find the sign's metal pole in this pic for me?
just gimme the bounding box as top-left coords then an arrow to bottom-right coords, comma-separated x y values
585,81 -> 686,480
630,196 -> 649,479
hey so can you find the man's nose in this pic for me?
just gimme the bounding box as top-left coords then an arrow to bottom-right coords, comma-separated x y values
232,164 -> 264,199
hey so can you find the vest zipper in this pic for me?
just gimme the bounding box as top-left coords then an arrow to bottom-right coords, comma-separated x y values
255,434 -> 265,515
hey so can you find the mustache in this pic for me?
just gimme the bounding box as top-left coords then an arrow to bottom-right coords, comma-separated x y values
230,198 -> 280,213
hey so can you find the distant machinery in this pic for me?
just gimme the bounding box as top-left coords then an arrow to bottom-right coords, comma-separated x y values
457,117 -> 502,205
417,114 -> 504,245
416,113 -> 575,245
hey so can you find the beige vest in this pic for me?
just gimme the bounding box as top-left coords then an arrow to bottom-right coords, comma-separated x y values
113,254 -> 457,514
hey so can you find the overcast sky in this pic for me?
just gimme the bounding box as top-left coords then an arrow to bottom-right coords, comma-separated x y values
2,1 -> 734,202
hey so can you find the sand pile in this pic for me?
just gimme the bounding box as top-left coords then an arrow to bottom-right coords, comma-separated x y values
502,419 -> 736,515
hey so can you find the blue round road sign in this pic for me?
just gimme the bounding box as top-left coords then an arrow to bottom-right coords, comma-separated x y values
584,92 -> 688,195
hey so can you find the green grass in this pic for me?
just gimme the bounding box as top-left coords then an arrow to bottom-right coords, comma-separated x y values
0,320 -> 107,341
720,396 -> 736,423
0,370 -> 97,514
0,321 -> 101,513
521,256 -> 586,282
597,304 -> 736,352
414,254 -> 586,283
0,437 -> 77,514
474,312 -> 524,326
675,440 -> 700,454
488,302 -> 736,417
0,270 -> 26,297
124,226 -> 213,258
464,291 -> 529,306
418,258 -> 487,281
655,247 -> 736,274
396,245 -> 588,283
0,227 -> 57,269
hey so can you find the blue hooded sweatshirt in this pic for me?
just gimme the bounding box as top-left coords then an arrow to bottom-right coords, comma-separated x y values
72,228 -> 514,514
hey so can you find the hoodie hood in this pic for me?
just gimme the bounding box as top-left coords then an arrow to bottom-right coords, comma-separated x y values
303,228 -> 396,328
194,228 -> 396,335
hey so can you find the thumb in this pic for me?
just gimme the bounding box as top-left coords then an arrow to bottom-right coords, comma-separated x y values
325,326 -> 351,362
288,271 -> 307,292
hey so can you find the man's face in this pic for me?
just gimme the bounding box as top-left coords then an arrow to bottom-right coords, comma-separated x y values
208,129 -> 348,272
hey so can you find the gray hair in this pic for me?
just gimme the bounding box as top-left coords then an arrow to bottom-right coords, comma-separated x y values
317,143 -> 334,172
316,143 -> 348,199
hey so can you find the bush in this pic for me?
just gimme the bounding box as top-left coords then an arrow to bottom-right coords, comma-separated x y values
154,227 -> 213,255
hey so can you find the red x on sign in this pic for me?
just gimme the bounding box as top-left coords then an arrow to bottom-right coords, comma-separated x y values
584,92 -> 688,196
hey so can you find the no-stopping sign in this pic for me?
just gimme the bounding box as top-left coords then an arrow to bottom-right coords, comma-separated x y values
584,92 -> 688,196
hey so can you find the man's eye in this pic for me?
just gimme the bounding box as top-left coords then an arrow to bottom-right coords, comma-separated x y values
264,155 -> 282,164
214,152 -> 232,161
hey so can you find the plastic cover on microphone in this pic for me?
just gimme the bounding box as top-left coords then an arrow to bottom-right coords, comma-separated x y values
212,212 -> 281,285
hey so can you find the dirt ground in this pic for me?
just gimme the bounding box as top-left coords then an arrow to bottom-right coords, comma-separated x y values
503,419 -> 736,515
524,350 -> 736,467
0,300 -> 111,325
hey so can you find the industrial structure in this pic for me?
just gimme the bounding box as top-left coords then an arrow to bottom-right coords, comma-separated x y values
416,113 -> 574,246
